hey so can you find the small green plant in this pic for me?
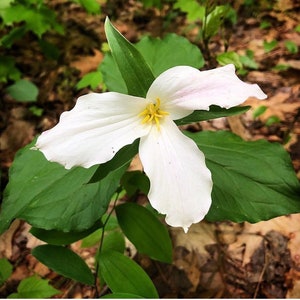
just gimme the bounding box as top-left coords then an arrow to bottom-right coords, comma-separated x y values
284,40 -> 298,54
263,39 -> 278,52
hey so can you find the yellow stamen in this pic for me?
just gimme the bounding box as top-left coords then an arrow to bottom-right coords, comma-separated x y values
139,98 -> 169,130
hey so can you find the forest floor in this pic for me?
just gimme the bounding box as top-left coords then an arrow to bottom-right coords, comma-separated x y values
0,0 -> 300,298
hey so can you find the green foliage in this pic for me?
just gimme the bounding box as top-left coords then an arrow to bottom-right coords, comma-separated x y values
265,115 -> 281,126
175,105 -> 250,126
138,0 -> 164,9
101,30 -> 204,94
184,130 -> 300,223
0,1 -> 64,39
239,50 -> 258,70
0,258 -> 13,286
32,245 -> 94,285
30,219 -> 103,245
6,79 -> 39,102
0,140 -> 129,234
8,275 -> 60,298
116,203 -> 173,263
76,69 -> 104,90
73,0 -> 101,14
260,20 -> 271,29
98,251 -> 159,298
284,40 -> 298,54
104,17 -> 154,97
216,51 -> 243,69
121,171 -> 150,197
174,0 -> 205,22
253,105 -> 267,119
263,40 -> 278,52
0,56 -> 21,83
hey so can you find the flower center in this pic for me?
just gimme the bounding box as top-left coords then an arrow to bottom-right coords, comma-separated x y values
139,98 -> 169,130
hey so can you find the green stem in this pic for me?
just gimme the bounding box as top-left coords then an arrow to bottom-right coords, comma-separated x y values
94,188 -> 122,297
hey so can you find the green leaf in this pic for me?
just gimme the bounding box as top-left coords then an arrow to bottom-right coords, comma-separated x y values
0,56 -> 21,83
173,0 -> 205,22
116,203 -> 172,263
6,79 -> 38,102
0,258 -> 13,286
205,5 -> 230,40
89,140 -> 139,183
101,293 -> 143,298
121,171 -> 150,197
263,40 -> 278,53
0,26 -> 27,48
8,275 -> 60,298
76,70 -> 103,90
98,251 -> 158,298
265,115 -> 281,126
185,130 -> 300,223
284,40 -> 298,54
32,245 -> 94,285
135,34 -> 204,75
175,105 -> 250,126
101,231 -> 125,254
216,51 -> 243,69
252,105 -> 267,119
77,0 -> 101,14
0,141 -> 128,234
101,33 -> 204,94
30,219 -> 103,245
104,17 -> 154,97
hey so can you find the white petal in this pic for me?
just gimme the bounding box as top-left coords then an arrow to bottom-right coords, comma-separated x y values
147,64 -> 267,119
35,92 -> 149,169
139,118 -> 212,232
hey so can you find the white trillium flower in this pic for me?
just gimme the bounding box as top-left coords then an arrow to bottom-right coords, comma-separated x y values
35,64 -> 267,232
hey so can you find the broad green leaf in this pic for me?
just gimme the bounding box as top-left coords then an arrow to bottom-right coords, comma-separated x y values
174,0 -> 205,21
0,258 -> 13,286
32,245 -> 94,285
116,203 -> 172,263
81,229 -> 102,248
8,275 -> 60,298
101,231 -> 125,254
6,79 -> 38,102
121,171 -> 150,197
216,51 -> 243,69
0,141 -> 127,234
135,34 -> 204,75
101,293 -> 142,298
30,219 -> 103,245
101,33 -> 204,94
99,251 -> 158,298
104,17 -> 154,97
185,130 -> 300,223
175,105 -> 250,126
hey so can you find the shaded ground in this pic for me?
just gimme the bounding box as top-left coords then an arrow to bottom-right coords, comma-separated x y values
0,0 -> 300,298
